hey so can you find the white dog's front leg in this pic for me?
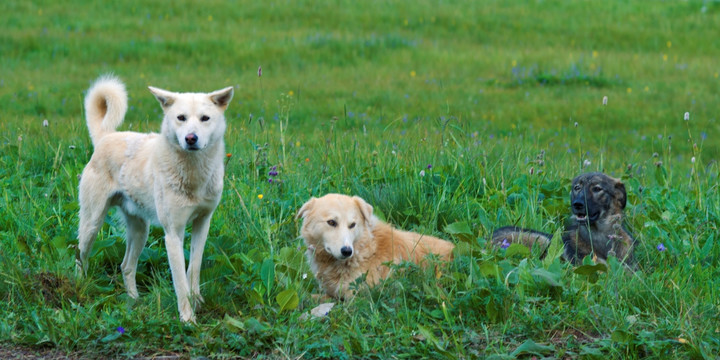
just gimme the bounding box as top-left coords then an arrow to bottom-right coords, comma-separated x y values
164,228 -> 194,322
187,211 -> 213,307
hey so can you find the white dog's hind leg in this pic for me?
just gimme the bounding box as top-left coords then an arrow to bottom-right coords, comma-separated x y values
76,179 -> 112,275
164,226 -> 195,322
187,211 -> 213,307
120,212 -> 149,299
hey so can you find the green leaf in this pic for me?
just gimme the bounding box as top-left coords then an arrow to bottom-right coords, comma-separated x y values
260,258 -> 275,296
444,221 -> 473,242
504,243 -> 529,258
542,227 -> 564,267
531,268 -> 562,287
478,260 -> 499,277
574,263 -> 607,284
509,339 -> 555,357
224,314 -> 245,333
275,288 -> 299,312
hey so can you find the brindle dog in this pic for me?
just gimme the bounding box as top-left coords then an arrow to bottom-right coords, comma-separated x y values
492,172 -> 635,265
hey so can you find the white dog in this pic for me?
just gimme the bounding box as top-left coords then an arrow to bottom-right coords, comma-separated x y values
76,75 -> 233,322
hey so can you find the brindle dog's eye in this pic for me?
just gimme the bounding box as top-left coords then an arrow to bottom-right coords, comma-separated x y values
327,220 -> 337,227
348,222 -> 356,229
201,115 -> 210,122
573,185 -> 582,191
177,115 -> 186,121
592,186 -> 603,192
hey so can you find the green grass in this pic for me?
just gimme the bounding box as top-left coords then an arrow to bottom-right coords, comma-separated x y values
2,0 -> 720,358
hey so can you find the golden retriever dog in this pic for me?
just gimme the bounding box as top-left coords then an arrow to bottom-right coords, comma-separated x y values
296,194 -> 454,299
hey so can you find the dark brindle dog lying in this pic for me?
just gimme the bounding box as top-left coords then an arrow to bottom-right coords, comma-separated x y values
492,172 -> 635,265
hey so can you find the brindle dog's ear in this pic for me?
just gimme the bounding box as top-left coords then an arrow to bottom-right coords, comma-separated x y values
352,196 -> 374,224
614,179 -> 627,209
296,197 -> 316,220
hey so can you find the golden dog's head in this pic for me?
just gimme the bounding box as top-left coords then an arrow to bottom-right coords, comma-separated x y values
570,172 -> 626,225
296,194 -> 374,260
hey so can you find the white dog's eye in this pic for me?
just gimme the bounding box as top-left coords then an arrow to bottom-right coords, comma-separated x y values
201,115 -> 210,122
177,115 -> 186,121
327,220 -> 337,227
348,222 -> 356,229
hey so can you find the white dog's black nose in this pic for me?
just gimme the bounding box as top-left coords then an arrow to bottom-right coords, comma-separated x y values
340,246 -> 353,258
185,133 -> 198,146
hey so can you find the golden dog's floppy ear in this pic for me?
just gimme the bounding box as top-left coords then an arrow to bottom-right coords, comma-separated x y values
296,197 -> 316,220
148,86 -> 176,109
352,196 -> 374,224
613,179 -> 627,209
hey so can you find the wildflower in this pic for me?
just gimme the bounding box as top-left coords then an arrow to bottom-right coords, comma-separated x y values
419,170 -> 425,177
42,119 -> 49,127
657,243 -> 666,252
602,96 -> 608,106
69,145 -> 76,150
684,112 -> 690,121
427,164 -> 432,169
258,66 -> 262,77
117,326 -> 125,334
410,70 -> 416,77
268,178 -> 273,183
302,273 -> 308,280
305,158 -> 310,162
258,194 -> 264,200
574,122 -> 578,127
226,153 -> 232,158
17,135 -> 22,142
583,159 -> 591,168
500,239 -> 510,249
691,157 -> 696,164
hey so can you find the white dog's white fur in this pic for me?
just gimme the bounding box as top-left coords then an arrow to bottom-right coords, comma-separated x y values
76,75 -> 233,322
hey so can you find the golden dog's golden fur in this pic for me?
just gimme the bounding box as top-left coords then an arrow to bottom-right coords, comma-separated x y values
297,194 -> 454,299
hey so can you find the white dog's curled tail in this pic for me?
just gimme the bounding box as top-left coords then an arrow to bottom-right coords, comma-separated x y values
84,75 -> 128,146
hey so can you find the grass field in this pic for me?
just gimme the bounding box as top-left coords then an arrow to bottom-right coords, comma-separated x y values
2,0 -> 720,358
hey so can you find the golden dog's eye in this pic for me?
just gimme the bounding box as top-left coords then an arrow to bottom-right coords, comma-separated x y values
201,115 -> 210,122
177,115 -> 186,121
348,222 -> 356,229
327,220 -> 337,227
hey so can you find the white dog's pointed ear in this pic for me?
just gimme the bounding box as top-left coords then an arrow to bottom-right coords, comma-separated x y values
352,196 -> 374,223
296,197 -> 316,220
209,86 -> 234,109
148,86 -> 176,109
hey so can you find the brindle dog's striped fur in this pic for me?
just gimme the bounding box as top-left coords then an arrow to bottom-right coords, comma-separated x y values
493,172 -> 635,265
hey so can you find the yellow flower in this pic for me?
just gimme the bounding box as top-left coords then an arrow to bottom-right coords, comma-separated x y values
288,90 -> 294,96
511,60 -> 517,67
258,194 -> 263,200
677,338 -> 688,344
627,88 -> 632,94
592,50 -> 598,58
663,54 -> 668,61
295,141 -> 301,147
667,41 -> 672,48
644,86 -> 649,92
208,15 -> 213,21
410,70 -> 416,77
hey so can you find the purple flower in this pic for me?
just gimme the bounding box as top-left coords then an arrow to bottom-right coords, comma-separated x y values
269,171 -> 278,176
117,326 -> 125,334
427,164 -> 432,169
268,178 -> 273,183
657,243 -> 666,252
500,239 -> 510,249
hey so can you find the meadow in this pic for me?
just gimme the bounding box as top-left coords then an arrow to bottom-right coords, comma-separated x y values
1,0 -> 720,358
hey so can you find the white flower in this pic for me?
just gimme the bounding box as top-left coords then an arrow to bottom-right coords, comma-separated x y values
419,170 -> 425,177
583,159 -> 591,168
42,119 -> 49,127
691,157 -> 696,163
574,122 -> 578,127
684,112 -> 690,121
302,273 -> 308,280
602,96 -> 608,106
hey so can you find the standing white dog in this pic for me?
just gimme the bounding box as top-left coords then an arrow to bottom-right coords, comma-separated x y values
76,75 -> 233,322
